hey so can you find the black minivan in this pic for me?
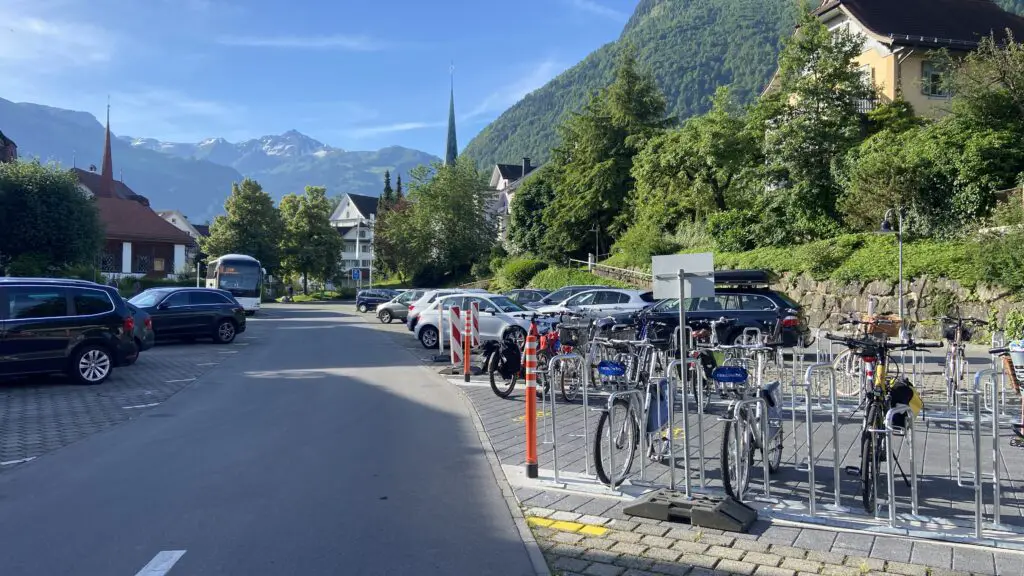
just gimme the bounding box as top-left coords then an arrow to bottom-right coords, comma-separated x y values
0,278 -> 138,384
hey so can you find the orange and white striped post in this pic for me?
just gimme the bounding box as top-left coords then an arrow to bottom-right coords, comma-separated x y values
524,333 -> 539,478
449,305 -> 462,366
471,301 -> 480,347
463,306 -> 472,382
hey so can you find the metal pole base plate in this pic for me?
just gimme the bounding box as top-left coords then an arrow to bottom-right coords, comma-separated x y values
623,488 -> 758,533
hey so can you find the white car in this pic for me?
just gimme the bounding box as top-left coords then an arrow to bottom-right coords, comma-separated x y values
535,288 -> 656,316
414,293 -> 550,349
407,288 -> 487,333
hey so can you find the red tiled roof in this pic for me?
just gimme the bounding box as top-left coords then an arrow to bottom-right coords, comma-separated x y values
94,196 -> 195,244
72,168 -> 151,206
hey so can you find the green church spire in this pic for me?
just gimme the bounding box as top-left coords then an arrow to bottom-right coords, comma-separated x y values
444,63 -> 458,166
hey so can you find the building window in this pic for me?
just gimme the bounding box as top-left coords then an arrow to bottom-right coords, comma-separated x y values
135,255 -> 151,274
100,251 -> 118,273
921,61 -> 949,97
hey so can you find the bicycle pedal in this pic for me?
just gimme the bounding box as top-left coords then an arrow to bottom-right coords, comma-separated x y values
845,465 -> 861,476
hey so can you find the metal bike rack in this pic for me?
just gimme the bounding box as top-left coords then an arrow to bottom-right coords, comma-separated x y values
718,396 -> 771,501
954,373 -> 983,538
547,352 -> 584,485
602,388 -> 646,488
803,364 -> 847,512
876,405 -> 918,529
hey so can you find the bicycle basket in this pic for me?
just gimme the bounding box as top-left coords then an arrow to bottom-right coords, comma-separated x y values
712,365 -> 748,384
941,320 -> 972,342
597,360 -> 626,377
861,313 -> 902,338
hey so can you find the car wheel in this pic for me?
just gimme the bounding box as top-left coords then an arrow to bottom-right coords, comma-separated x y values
68,344 -> 112,385
505,327 -> 527,349
419,326 -> 439,349
358,303 -> 369,313
379,309 -> 393,324
214,319 -> 237,344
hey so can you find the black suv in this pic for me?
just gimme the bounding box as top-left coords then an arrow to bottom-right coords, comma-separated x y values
633,270 -> 811,348
0,277 -> 138,384
129,287 -> 246,344
356,289 -> 399,313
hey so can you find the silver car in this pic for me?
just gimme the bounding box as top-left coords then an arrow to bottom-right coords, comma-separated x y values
376,289 -> 427,324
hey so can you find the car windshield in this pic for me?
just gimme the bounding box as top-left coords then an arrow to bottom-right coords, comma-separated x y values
545,288 -> 576,304
129,290 -> 170,307
489,296 -> 526,312
652,298 -> 680,313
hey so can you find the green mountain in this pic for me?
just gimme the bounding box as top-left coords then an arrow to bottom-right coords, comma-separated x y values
464,0 -> 1024,169
462,0 -> 797,169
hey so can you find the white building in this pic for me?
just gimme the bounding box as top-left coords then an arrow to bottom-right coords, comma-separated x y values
157,210 -> 209,269
330,193 -> 378,284
489,157 -> 538,243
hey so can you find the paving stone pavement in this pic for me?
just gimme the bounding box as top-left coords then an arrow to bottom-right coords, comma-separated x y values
0,327 -> 265,466
522,495 -> 1023,576
360,309 -> 1024,576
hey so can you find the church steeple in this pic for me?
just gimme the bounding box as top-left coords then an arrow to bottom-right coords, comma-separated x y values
100,99 -> 115,196
444,64 -> 458,166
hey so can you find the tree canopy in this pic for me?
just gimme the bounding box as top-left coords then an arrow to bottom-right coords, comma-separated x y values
201,178 -> 283,275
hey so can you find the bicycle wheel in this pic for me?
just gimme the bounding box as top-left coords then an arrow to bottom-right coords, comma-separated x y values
832,349 -> 861,397
488,351 -> 517,399
536,350 -> 552,397
766,423 -> 784,473
559,363 -> 580,402
593,399 -> 639,486
721,407 -> 754,499
860,404 -> 882,514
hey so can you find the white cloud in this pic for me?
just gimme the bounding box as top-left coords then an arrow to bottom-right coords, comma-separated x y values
105,88 -> 244,142
217,34 -> 387,51
465,58 -> 566,119
345,122 -> 444,139
0,9 -> 115,72
566,0 -> 628,20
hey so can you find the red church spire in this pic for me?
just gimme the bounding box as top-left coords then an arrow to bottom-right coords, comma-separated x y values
100,99 -> 114,196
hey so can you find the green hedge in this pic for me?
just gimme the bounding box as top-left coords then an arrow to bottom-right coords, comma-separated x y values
492,258 -> 548,292
528,267 -> 630,291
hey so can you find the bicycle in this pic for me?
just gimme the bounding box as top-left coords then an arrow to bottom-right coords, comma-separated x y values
825,332 -> 941,513
484,313 -> 557,399
591,318 -> 674,486
938,312 -> 988,404
987,342 -> 1024,448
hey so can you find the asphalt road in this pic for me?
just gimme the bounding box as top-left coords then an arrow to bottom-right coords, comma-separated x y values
0,305 -> 537,576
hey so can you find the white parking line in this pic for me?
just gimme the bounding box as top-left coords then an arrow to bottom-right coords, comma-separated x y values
123,403 -> 161,410
135,550 -> 186,576
0,457 -> 36,466
197,363 -> 218,366
164,378 -> 196,383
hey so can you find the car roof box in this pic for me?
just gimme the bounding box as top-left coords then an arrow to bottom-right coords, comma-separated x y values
714,269 -> 772,287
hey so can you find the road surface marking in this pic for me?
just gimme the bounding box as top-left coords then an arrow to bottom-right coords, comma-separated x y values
197,363 -> 218,366
135,550 -> 186,576
0,457 -> 36,466
218,351 -> 237,354
123,403 -> 161,409
164,378 -> 195,383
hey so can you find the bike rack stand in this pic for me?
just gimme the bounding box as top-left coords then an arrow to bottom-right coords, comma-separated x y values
803,364 -> 848,513
602,388 -> 646,488
546,352 -> 584,485
876,405 -> 918,529
718,396 -> 772,502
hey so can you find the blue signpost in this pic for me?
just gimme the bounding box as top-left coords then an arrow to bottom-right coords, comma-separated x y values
351,269 -> 361,280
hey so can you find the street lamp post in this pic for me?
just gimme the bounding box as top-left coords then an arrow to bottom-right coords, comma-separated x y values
879,208 -> 905,336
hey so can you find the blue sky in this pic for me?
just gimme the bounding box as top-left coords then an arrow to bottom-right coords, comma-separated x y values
0,0 -> 636,156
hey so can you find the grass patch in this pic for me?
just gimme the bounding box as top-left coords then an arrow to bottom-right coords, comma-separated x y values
279,289 -> 354,303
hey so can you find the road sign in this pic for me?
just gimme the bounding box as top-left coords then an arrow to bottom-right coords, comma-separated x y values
351,268 -> 361,280
652,253 -> 715,299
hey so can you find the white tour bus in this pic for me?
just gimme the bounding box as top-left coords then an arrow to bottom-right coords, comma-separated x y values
205,254 -> 265,315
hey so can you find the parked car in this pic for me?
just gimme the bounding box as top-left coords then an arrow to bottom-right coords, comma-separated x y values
407,288 -> 488,332
637,270 -> 811,347
504,288 -> 550,307
523,285 -> 607,310
0,277 -> 138,384
535,288 -> 656,316
376,289 -> 427,324
356,289 -> 400,313
128,287 -> 246,344
413,293 -> 551,349
125,300 -> 155,353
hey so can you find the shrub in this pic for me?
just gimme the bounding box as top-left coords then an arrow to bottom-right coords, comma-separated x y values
1005,308 -> 1024,340
611,219 -> 680,269
708,210 -> 758,252
528,267 -> 630,291
493,258 -> 548,291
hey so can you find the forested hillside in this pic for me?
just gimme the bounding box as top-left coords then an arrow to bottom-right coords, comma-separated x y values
463,0 -> 1024,170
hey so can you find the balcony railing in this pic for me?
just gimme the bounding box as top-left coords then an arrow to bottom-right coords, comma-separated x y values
855,97 -> 877,114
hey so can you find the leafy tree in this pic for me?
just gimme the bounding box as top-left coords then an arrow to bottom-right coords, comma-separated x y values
752,4 -> 873,244
279,186 -> 343,294
630,86 -> 758,232
946,33 -> 1024,134
507,166 -> 557,256
544,47 -> 673,258
202,178 -> 283,275
0,160 -> 104,276
372,194 -> 417,284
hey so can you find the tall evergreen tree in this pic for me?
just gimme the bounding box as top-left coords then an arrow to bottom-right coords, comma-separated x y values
380,170 -> 394,210
395,175 -> 403,201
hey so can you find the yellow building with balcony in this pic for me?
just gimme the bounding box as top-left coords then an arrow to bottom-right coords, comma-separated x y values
764,0 -> 1024,118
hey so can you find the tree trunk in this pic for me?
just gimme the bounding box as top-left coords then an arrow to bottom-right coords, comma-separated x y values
302,271 -> 308,295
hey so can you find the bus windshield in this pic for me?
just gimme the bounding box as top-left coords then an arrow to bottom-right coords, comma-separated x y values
213,260 -> 262,298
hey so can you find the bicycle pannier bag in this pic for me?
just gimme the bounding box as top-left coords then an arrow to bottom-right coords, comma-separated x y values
887,377 -> 922,428
647,379 -> 670,433
500,339 -> 521,379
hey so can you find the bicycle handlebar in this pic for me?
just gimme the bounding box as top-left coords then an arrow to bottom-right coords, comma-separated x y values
824,332 -> 942,351
990,346 -> 1010,355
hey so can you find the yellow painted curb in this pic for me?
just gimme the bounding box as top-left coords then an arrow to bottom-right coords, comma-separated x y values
578,525 -> 608,536
549,520 -> 584,532
525,515 -> 608,536
526,517 -> 554,528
